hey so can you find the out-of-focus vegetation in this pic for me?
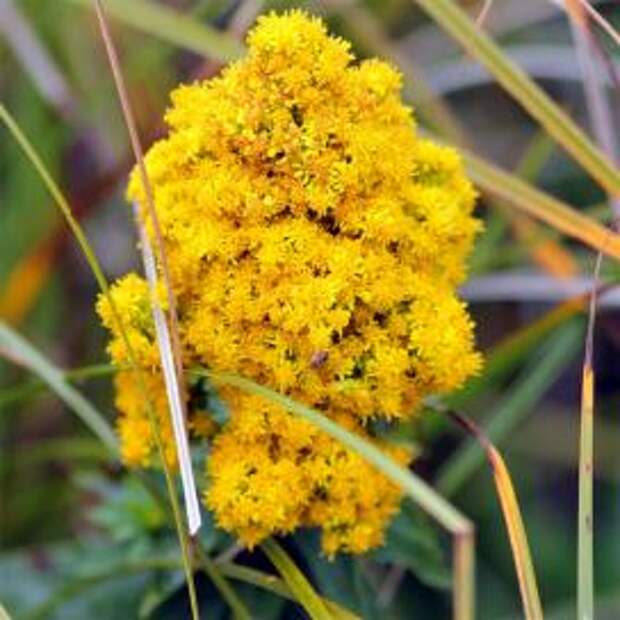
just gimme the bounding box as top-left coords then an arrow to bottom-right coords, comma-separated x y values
1,0 -> 619,618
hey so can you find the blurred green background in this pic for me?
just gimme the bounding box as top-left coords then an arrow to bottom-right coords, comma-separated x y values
1,0 -> 619,618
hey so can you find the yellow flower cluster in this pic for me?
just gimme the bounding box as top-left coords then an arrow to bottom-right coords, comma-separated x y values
97,11 -> 481,555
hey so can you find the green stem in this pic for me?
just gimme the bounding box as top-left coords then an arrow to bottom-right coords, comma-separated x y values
0,363 -> 119,409
194,545 -> 252,620
578,365 -> 594,620
0,323 -> 118,452
261,538 -> 332,620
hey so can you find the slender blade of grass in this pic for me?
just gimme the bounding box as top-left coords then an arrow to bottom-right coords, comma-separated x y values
0,103 -> 244,620
0,363 -> 118,409
565,0 -> 620,47
218,563 -> 360,620
459,147 -> 620,260
0,321 -> 117,452
262,539 -> 333,620
439,321 -> 583,495
192,545 -> 252,620
64,0 -> 244,61
579,361 -> 595,619
196,368 -> 475,620
446,412 -> 544,619
410,0 -> 620,195
578,253 -> 601,620
564,5 -> 616,615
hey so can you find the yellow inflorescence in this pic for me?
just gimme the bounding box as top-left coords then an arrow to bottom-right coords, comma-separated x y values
97,11 -> 481,555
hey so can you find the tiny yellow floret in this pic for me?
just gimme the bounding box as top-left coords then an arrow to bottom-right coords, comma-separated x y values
97,10 -> 481,555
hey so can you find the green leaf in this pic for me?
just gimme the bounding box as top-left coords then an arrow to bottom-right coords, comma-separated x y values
81,475 -> 167,542
0,321 -> 118,452
372,504 -> 451,590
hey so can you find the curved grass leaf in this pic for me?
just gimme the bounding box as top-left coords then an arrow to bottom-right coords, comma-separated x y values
0,321 -> 118,452
445,412 -> 543,619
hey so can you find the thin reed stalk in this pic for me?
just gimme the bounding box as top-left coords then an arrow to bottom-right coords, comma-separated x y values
92,0 -> 201,537
197,369 -> 475,620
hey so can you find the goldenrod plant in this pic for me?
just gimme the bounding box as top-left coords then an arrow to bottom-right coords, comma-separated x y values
1,1 -> 619,619
97,11 -> 481,556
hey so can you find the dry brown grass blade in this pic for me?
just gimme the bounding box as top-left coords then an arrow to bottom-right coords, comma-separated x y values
0,240 -> 55,323
475,0 -> 494,28
91,2 -> 203,619
92,0 -> 201,535
446,411 -> 544,619
563,0 -> 620,47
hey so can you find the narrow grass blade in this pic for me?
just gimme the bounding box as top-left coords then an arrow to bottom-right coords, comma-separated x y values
459,147 -> 620,260
562,0 -> 620,47
579,360 -> 595,619
0,103 -> 205,620
439,321 -> 583,495
133,210 -> 201,535
219,563 -> 359,620
0,321 -> 117,452
564,4 -> 615,613
474,0 -> 494,27
197,369 -> 475,620
578,253 -> 601,620
447,412 -> 544,619
262,539 -> 332,620
410,0 -> 620,195
64,0 -> 244,61
192,546 -> 252,620
0,104 -> 110,296
0,363 -> 117,409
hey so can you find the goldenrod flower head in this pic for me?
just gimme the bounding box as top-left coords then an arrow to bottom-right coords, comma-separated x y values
97,10 -> 481,555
